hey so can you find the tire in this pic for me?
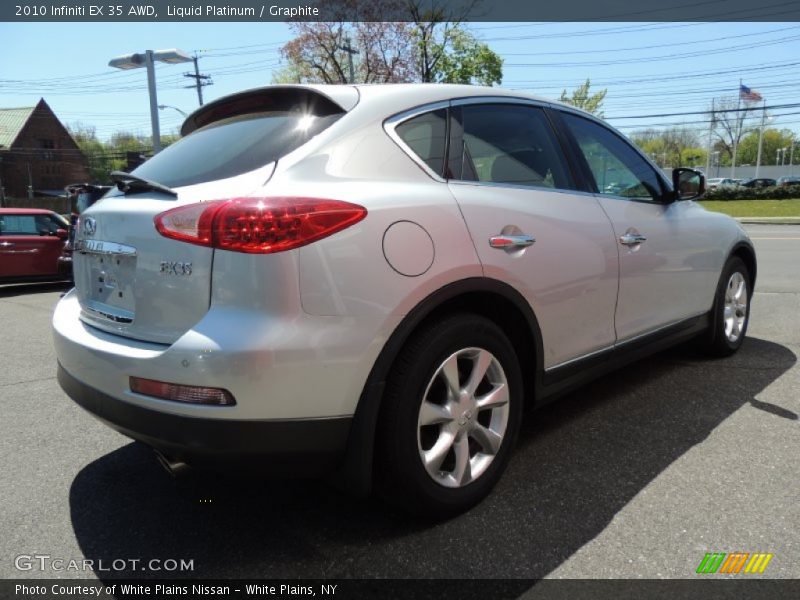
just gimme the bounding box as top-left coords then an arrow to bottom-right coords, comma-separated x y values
376,313 -> 523,517
698,256 -> 752,357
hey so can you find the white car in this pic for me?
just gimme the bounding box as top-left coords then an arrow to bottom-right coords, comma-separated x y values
706,177 -> 737,189
53,84 -> 756,515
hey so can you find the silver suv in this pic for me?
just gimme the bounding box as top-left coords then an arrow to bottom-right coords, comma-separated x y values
53,84 -> 755,515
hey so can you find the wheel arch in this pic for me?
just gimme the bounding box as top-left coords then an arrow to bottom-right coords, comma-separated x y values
333,277 -> 544,496
730,241 -> 757,289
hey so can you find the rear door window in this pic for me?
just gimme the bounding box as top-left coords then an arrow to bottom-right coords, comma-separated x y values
448,104 -> 574,190
132,110 -> 343,188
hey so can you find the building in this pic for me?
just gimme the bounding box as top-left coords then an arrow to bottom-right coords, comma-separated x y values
0,98 -> 90,200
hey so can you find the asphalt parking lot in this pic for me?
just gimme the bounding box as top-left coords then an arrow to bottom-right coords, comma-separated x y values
1,224 -> 797,582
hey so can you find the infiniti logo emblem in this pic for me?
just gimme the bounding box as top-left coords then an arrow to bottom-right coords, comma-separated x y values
82,217 -> 97,236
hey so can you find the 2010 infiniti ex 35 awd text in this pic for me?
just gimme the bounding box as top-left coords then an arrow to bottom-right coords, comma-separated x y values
53,84 -> 755,515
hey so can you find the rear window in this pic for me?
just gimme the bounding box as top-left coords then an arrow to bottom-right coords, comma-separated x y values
132,110 -> 342,188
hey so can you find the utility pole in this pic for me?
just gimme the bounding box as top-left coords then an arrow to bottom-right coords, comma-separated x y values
26,162 -> 34,199
339,37 -> 359,84
705,98 -> 715,175
183,54 -> 212,106
731,79 -> 743,179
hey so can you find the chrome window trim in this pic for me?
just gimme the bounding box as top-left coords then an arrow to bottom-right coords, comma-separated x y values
450,95 -> 552,109
448,178 -> 598,199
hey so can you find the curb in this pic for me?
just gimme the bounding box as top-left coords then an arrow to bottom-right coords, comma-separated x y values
736,217 -> 800,225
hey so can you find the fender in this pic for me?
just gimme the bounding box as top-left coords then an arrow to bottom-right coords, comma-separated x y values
333,277 -> 544,497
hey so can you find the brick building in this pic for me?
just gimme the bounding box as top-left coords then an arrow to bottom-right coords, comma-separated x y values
0,98 -> 90,200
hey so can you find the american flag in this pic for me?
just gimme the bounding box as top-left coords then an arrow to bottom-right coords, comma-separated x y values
740,84 -> 763,102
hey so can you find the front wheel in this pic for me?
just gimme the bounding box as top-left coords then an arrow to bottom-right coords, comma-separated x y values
698,256 -> 752,357
376,314 -> 523,517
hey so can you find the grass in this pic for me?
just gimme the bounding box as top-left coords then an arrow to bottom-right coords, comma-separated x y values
698,199 -> 800,218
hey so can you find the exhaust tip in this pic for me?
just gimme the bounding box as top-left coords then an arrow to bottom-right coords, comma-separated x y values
154,449 -> 190,477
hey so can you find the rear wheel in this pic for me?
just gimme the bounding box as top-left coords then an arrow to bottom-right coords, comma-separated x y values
698,256 -> 751,357
376,314 -> 523,516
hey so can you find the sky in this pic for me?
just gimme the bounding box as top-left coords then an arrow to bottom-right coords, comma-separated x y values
2,18 -> 799,144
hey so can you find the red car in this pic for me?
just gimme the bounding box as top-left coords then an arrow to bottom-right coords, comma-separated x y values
0,208 -> 70,283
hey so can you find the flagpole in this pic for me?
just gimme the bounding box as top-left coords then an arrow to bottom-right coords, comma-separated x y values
755,98 -> 766,178
706,97 -> 715,175
731,79 -> 742,179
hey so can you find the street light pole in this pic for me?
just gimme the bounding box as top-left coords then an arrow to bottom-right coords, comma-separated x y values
109,48 -> 192,155
144,50 -> 161,153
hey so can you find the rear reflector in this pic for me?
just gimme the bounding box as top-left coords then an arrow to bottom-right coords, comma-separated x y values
130,376 -> 236,406
154,197 -> 367,254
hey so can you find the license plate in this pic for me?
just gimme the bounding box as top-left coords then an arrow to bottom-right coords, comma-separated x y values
79,242 -> 137,323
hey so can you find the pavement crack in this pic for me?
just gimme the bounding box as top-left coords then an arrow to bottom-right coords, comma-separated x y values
0,376 -> 57,389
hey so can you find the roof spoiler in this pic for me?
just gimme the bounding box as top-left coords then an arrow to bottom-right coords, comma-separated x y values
180,85 -> 360,136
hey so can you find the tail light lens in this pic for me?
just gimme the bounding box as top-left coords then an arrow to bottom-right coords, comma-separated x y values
154,197 -> 367,254
130,376 -> 235,406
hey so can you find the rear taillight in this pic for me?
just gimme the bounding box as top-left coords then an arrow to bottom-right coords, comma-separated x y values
130,376 -> 235,406
154,197 -> 367,254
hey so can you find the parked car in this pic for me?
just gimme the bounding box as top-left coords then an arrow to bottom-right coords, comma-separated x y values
53,84 -> 756,515
738,178 -> 777,188
0,208 -> 70,283
706,177 -> 737,189
776,176 -> 800,187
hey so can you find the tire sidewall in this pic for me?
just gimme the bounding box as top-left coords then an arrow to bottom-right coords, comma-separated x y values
712,257 -> 751,353
387,315 -> 523,513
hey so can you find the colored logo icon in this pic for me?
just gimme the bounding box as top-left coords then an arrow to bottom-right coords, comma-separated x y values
696,552 -> 774,574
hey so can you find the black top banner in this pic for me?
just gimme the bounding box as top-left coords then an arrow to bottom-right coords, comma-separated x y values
4,0 -> 800,22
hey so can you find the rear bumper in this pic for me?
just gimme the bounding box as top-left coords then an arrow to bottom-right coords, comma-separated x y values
58,364 -> 352,474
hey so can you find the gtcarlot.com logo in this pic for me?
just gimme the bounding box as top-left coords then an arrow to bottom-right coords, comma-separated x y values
696,552 -> 774,575
14,554 -> 194,573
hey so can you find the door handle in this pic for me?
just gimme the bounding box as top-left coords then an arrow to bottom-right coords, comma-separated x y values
489,234 -> 536,249
619,232 -> 647,246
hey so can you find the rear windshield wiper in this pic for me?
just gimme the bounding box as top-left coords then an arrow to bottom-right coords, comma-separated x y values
110,171 -> 177,197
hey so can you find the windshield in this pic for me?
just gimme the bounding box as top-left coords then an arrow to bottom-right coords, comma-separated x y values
132,111 -> 342,188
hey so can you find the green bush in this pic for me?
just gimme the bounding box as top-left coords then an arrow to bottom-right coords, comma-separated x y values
704,184 -> 800,201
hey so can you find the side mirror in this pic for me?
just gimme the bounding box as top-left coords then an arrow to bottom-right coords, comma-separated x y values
672,168 -> 705,201
56,228 -> 68,240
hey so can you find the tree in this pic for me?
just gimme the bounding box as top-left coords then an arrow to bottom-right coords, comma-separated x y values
67,124 -> 179,184
277,20 -> 416,84
630,126 -> 704,168
416,26 -> 502,85
407,1 -> 502,85
559,79 -> 607,117
736,128 -> 795,166
275,0 -> 502,86
707,97 -> 759,164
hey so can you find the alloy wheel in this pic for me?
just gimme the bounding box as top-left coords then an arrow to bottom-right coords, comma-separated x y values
416,347 -> 510,488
